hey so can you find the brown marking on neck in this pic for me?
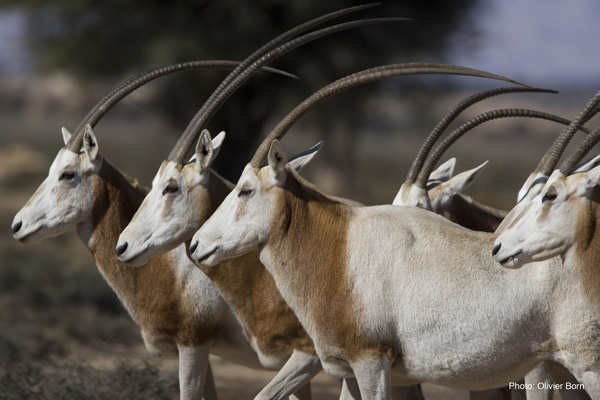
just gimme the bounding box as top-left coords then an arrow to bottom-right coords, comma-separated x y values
198,169 -> 315,357
87,160 -> 220,348
200,251 -> 315,357
573,186 -> 600,313
263,169 -> 381,362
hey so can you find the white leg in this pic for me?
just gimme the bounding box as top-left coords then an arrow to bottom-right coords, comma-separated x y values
524,363 -> 553,400
202,363 -> 218,400
351,356 -> 391,400
254,350 -> 322,400
178,344 -> 212,400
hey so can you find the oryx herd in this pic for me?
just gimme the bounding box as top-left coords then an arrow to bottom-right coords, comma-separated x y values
11,5 -> 600,400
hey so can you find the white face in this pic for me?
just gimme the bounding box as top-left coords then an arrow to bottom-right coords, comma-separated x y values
12,129 -> 101,244
492,167 -> 600,268
117,160 -> 210,265
189,141 -> 289,267
116,130 -> 223,266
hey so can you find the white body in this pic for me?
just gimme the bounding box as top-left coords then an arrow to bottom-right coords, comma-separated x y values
190,141 -> 599,399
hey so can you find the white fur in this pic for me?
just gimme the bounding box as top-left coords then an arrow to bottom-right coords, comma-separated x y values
191,142 -> 600,399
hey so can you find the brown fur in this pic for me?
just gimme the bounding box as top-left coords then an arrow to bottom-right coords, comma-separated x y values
262,168 -> 379,363
195,168 -> 316,358
200,252 -> 316,356
86,160 -> 221,349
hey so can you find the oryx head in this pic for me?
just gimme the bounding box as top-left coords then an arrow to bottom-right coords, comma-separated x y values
493,117 -> 600,268
189,140 -> 297,267
492,161 -> 600,268
12,126 -> 102,243
115,130 -> 225,266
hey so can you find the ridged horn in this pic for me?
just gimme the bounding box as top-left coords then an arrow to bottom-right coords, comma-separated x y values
534,89 -> 600,175
404,86 -> 558,184
249,63 -> 530,168
559,124 -> 600,175
65,60 -> 293,153
415,108 -> 591,188
168,15 -> 407,164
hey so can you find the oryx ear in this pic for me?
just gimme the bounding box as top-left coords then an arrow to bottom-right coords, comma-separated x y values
429,158 -> 456,183
83,125 -> 99,162
288,141 -> 323,172
210,131 -> 226,161
576,163 -> 600,197
268,140 -> 287,181
195,130 -> 214,173
62,127 -> 73,145
439,160 -> 488,197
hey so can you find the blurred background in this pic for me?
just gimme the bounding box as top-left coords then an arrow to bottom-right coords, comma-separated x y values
1,0 -> 599,398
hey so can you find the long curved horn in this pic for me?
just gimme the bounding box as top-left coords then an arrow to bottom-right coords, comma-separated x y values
195,3 -> 381,105
415,108 -> 591,188
249,63 -> 530,168
167,15 -> 408,164
65,60 -> 293,152
404,87 -> 557,184
534,89 -> 600,175
559,124 -> 600,175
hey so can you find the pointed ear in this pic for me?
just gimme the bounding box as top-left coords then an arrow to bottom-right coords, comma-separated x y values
268,140 -> 287,181
210,131 -> 226,161
83,125 -> 99,162
62,127 -> 72,145
195,129 -> 214,173
429,158 -> 456,182
576,164 -> 600,197
288,141 -> 323,172
439,160 -> 488,197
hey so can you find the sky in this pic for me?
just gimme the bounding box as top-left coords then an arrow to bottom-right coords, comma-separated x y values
0,1 -> 598,87
449,0 -> 600,88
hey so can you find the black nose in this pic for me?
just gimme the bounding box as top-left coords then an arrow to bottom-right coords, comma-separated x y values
11,221 -> 22,234
492,243 -> 501,256
189,241 -> 198,255
116,242 -> 128,256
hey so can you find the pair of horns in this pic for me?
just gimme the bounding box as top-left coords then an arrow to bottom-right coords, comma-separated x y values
65,60 -> 293,153
248,64 -> 532,169
66,3 -> 383,154
557,89 -> 600,175
536,89 -> 600,175
167,4 -> 407,164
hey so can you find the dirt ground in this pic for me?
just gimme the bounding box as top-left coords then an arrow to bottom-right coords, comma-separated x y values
78,341 -> 471,399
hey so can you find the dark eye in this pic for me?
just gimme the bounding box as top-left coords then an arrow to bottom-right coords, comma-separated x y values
238,189 -> 253,197
59,171 -> 75,181
162,184 -> 179,195
542,191 -> 557,202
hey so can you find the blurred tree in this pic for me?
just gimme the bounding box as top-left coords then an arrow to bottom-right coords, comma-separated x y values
3,0 -> 482,188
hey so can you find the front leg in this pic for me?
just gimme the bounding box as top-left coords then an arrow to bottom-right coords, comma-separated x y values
178,343 -> 214,400
254,350 -> 322,400
351,356 -> 392,400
